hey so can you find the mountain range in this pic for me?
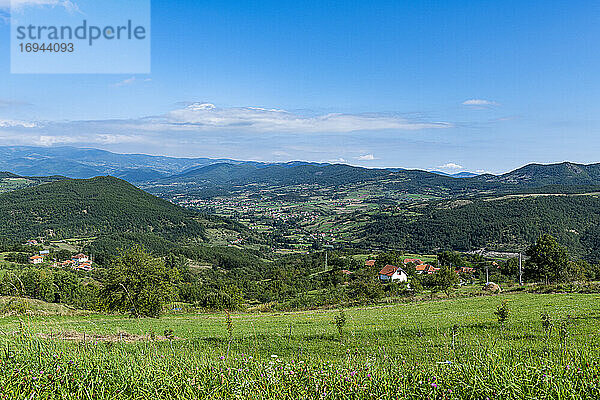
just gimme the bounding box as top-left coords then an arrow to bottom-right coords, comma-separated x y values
2,146 -> 600,195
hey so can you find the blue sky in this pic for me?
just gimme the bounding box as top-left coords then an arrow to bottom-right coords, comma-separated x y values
0,0 -> 599,174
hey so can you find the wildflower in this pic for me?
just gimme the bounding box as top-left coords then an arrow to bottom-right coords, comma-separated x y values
431,383 -> 438,388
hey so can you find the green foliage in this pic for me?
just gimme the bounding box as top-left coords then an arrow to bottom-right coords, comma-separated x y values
494,300 -> 511,324
0,176 -> 206,241
541,313 -> 552,333
332,309 -> 347,341
424,265 -> 459,296
438,251 -> 466,268
364,196 -> 600,261
100,245 -> 178,317
526,234 -> 569,283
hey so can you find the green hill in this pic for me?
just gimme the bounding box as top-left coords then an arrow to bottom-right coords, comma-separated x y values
362,193 -> 600,260
0,176 -> 206,240
474,162 -> 600,187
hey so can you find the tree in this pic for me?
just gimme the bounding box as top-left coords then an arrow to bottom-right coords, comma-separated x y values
526,234 -> 569,284
438,251 -> 466,268
100,245 -> 178,317
430,265 -> 459,296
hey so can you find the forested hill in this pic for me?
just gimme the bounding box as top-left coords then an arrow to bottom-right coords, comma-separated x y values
474,162 -> 600,187
362,194 -> 600,260
0,176 -> 206,240
150,162 -> 498,194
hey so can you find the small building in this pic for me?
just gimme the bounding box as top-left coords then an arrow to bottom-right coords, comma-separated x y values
415,264 -> 439,274
72,253 -> 89,263
39,250 -> 50,255
75,262 -> 94,272
378,264 -> 408,283
25,240 -> 38,246
403,258 -> 423,265
29,255 -> 44,264
364,259 -> 376,267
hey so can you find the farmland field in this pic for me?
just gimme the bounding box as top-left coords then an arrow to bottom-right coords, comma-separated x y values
1,291 -> 599,399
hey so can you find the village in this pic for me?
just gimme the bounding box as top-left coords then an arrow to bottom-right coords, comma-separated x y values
372,257 -> 475,283
27,240 -> 94,272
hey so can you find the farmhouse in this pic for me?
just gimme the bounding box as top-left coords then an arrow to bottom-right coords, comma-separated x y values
415,264 -> 439,274
72,253 -> 89,263
403,258 -> 423,265
378,264 -> 408,282
29,255 -> 44,264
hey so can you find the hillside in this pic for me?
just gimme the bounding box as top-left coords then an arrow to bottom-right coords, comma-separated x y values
362,193 -> 600,259
0,176 -> 206,240
148,162 -> 498,197
474,162 -> 600,187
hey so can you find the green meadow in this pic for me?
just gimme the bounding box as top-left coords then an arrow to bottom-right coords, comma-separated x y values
1,291 -> 599,399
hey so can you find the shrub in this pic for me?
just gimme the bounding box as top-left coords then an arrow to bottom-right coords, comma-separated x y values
494,300 -> 510,324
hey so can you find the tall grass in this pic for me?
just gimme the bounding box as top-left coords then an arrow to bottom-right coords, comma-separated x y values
0,292 -> 599,399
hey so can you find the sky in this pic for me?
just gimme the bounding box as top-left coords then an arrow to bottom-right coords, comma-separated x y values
0,0 -> 599,174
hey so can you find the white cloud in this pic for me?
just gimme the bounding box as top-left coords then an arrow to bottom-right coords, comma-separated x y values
438,162 -> 463,170
112,77 -> 137,87
111,77 -> 152,87
0,119 -> 36,128
161,103 -> 451,133
462,99 -> 499,108
358,154 -> 376,161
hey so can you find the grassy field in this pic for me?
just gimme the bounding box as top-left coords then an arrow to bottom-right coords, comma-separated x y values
1,292 -> 599,398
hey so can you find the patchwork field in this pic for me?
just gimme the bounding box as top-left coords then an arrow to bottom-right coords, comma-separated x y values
1,292 -> 599,399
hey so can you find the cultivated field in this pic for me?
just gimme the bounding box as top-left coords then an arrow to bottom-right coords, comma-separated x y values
1,292 -> 599,399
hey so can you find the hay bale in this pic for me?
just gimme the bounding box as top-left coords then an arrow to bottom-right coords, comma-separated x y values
483,282 -> 501,293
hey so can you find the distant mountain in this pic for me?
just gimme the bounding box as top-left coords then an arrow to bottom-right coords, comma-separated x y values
3,146 -> 600,197
430,171 -> 479,178
0,176 -> 206,240
0,146 -> 244,180
165,162 -> 393,186
474,162 -> 600,187
146,162 -> 500,199
114,168 -> 169,183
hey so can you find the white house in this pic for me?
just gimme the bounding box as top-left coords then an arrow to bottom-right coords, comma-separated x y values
378,264 -> 408,283
30,255 -> 44,264
72,253 -> 89,263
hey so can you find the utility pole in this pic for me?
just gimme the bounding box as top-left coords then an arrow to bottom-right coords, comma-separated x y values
519,252 -> 523,285
486,263 -> 489,284
325,250 -> 328,271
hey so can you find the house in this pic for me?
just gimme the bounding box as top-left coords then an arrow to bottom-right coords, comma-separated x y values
39,250 -> 50,256
403,258 -> 423,265
364,259 -> 376,267
378,264 -> 408,283
340,269 -> 354,275
75,262 -> 94,272
61,259 -> 74,267
72,253 -> 89,263
25,239 -> 38,246
29,255 -> 44,265
415,264 -> 439,274
456,266 -> 474,274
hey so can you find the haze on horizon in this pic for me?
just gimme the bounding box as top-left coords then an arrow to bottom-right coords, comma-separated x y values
1,1 -> 599,175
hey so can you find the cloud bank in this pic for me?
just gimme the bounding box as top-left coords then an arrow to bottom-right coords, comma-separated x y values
162,103 -> 451,133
